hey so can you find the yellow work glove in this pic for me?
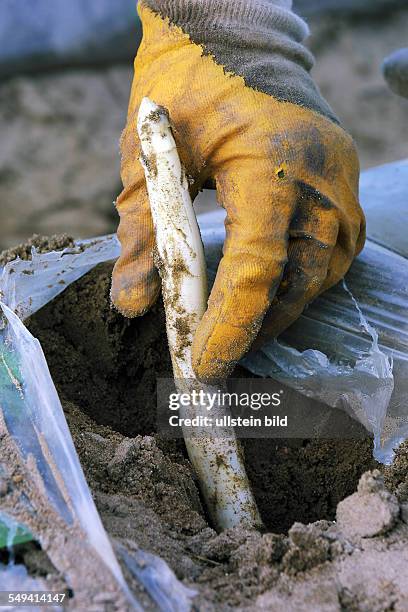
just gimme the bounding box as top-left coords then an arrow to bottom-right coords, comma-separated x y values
111,0 -> 366,379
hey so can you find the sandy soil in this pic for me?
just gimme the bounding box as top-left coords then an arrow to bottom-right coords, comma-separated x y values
12,259 -> 406,610
0,412 -> 130,611
0,8 -> 408,250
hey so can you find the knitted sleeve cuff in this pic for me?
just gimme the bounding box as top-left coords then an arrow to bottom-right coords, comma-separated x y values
140,0 -> 338,123
142,0 -> 309,43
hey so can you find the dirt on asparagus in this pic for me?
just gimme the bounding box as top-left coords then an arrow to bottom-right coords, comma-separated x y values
17,260 -> 408,610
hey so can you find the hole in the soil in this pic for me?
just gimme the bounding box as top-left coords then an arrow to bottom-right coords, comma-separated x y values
242,436 -> 376,533
26,262 -> 378,534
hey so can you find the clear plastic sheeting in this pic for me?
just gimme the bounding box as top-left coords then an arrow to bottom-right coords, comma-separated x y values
0,302 -> 134,600
359,158 -> 408,258
0,564 -> 59,612
0,250 -> 195,610
0,235 -> 120,320
264,240 -> 407,464
0,511 -> 34,552
117,545 -> 197,612
201,211 -> 408,463
0,514 -> 59,612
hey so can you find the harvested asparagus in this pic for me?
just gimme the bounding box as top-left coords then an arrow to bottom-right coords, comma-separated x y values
137,97 -> 262,531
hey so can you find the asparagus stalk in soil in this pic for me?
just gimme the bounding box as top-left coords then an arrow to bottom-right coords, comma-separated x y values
137,97 -> 262,531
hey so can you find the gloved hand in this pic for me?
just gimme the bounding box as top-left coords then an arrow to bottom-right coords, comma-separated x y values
111,0 -> 366,379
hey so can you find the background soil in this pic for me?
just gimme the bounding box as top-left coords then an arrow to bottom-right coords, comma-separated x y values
1,6 -> 408,250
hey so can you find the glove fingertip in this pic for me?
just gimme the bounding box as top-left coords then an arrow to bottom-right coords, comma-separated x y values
191,316 -> 246,381
191,350 -> 231,382
110,264 -> 160,318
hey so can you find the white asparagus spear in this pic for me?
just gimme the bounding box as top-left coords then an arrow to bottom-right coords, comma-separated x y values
137,97 -> 262,531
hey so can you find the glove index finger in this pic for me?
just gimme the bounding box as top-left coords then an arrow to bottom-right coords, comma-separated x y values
111,165 -> 160,318
192,165 -> 298,380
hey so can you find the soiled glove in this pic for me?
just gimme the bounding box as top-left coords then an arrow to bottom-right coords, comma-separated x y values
111,0 -> 366,379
